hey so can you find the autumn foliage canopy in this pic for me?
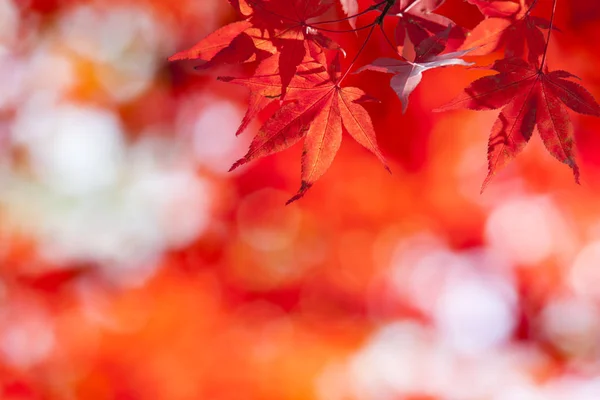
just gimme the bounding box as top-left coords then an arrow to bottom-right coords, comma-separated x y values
169,0 -> 600,201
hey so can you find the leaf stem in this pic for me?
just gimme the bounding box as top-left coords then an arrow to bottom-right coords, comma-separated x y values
338,24 -> 377,85
539,0 -> 557,71
524,0 -> 540,16
376,0 -> 397,24
337,1 -> 399,85
379,24 -> 407,60
379,23 -> 398,52
312,22 -> 377,33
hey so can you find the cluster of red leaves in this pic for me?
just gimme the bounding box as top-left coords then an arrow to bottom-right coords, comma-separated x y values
170,0 -> 600,199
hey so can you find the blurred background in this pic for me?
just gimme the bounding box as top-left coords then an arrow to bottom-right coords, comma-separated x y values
2,0 -> 600,398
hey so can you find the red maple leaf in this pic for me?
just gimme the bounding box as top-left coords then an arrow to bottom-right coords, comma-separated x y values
169,0 -> 342,96
168,0 -> 275,67
218,42 -> 331,135
226,52 -> 389,203
357,26 -> 472,113
438,57 -> 600,190
375,0 -> 458,49
462,0 -> 551,65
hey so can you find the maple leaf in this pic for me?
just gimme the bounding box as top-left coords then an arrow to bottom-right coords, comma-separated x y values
375,0 -> 458,48
168,19 -> 275,67
169,0 -> 342,96
245,0 -> 345,95
218,42 -> 331,136
226,53 -> 389,203
438,57 -> 600,190
462,0 -> 551,65
357,27 -> 472,113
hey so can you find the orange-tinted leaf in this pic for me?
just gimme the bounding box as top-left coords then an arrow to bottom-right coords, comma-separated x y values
229,0 -> 253,15
168,21 -> 253,63
461,18 -> 512,55
224,50 -> 387,201
218,50 -> 330,101
289,93 -> 343,202
169,0 -> 342,86
461,0 -> 548,65
230,92 -> 327,171
235,93 -> 274,136
338,87 -> 389,169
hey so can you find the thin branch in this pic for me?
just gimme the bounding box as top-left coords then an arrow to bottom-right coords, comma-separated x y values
379,24 -> 406,60
337,1 -> 400,84
539,0 -> 557,71
524,0 -> 541,16
310,1 -> 388,26
312,22 -> 378,33
338,24 -> 377,84
376,0 -> 397,24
